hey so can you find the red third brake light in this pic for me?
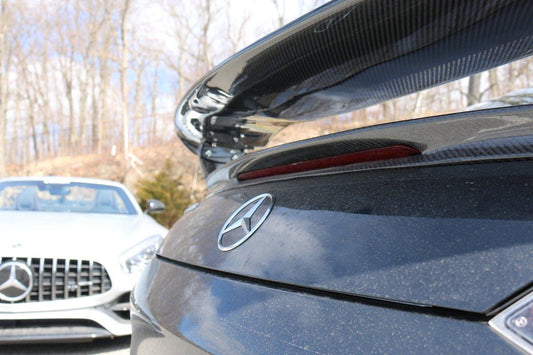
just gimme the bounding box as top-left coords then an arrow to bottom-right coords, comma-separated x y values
237,145 -> 420,180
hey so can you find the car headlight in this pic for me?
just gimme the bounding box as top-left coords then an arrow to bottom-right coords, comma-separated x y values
490,291 -> 533,354
120,235 -> 163,274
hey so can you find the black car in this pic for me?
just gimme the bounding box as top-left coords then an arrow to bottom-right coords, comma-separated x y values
131,0 -> 533,353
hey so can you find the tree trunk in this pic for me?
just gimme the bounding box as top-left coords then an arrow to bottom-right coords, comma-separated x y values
488,69 -> 500,98
132,63 -> 145,148
150,68 -> 159,145
78,59 -> 90,153
0,0 -> 8,175
507,62 -> 516,92
120,0 -> 131,161
413,91 -> 427,116
467,73 -> 482,106
64,63 -> 76,153
28,112 -> 39,161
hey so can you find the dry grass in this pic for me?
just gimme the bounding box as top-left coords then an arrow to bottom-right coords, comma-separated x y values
6,141 -> 206,201
5,115 -> 418,198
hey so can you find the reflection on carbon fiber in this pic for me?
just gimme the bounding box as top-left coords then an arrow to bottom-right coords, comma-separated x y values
175,0 -> 533,174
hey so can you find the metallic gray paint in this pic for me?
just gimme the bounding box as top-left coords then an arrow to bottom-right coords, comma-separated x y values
159,161 -> 533,313
131,258 -> 520,354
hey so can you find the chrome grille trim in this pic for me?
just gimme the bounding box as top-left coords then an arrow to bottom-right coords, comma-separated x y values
0,257 -> 112,304
76,260 -> 82,298
25,257 -> 32,302
38,258 -> 44,302
89,260 -> 94,296
51,258 -> 57,301
64,258 -> 69,300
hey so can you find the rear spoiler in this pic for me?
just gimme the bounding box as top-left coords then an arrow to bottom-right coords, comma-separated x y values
175,0 -> 533,175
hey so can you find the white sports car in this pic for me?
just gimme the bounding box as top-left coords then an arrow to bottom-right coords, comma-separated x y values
0,176 -> 167,342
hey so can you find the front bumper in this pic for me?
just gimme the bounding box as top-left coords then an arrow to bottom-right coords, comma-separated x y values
0,295 -> 132,343
131,257 -> 521,354
0,257 -> 137,342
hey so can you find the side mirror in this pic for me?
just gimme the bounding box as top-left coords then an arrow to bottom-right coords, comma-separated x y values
145,199 -> 165,214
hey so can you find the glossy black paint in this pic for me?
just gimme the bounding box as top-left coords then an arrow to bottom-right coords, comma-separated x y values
131,257 -> 518,354
175,0 -> 533,172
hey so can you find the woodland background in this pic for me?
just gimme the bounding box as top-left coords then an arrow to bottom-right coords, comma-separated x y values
0,0 -> 531,201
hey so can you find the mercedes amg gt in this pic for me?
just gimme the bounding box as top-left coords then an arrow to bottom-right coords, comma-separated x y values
0,176 -> 167,342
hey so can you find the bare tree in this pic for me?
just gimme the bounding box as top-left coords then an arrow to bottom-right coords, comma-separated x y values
0,0 -> 531,173
466,73 -> 482,106
162,0 -> 200,100
0,0 -> 16,175
413,91 -> 427,116
225,1 -> 251,53
131,58 -> 147,147
488,68 -> 501,98
119,0 -> 131,161
149,66 -> 160,144
53,2 -> 80,153
77,1 -> 105,151
199,0 -> 213,71
95,2 -> 114,154
271,0 -> 286,28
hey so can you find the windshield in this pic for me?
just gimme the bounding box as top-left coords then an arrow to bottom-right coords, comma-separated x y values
0,181 -> 137,215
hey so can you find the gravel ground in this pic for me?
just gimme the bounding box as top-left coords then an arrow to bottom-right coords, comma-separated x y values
0,337 -> 130,355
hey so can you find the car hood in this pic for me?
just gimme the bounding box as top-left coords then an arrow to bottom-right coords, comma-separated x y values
0,211 -> 167,259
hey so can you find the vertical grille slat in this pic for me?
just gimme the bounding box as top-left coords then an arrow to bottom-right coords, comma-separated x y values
51,258 -> 57,300
100,264 -> 105,293
76,259 -> 82,298
64,259 -> 69,300
89,260 -> 94,296
25,257 -> 32,302
0,257 -> 112,304
38,258 -> 44,302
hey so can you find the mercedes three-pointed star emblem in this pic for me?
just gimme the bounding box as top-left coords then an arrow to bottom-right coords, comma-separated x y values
218,193 -> 274,251
0,261 -> 33,302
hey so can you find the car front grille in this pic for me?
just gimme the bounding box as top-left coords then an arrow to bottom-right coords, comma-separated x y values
0,257 -> 112,303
